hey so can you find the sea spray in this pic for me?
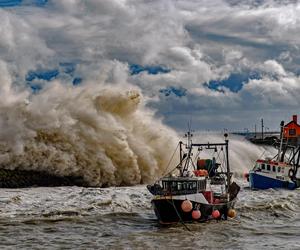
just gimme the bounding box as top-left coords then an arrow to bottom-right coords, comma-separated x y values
182,132 -> 277,175
0,80 -> 178,187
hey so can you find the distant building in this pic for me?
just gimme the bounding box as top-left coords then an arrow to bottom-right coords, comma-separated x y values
283,115 -> 300,145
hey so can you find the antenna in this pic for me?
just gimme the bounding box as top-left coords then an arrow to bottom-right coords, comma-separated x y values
185,120 -> 194,149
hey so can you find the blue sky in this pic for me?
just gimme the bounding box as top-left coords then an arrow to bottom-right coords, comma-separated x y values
1,0 -> 300,131
0,0 -> 47,7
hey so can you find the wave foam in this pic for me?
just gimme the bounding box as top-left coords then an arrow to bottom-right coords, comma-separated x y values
0,81 -> 178,187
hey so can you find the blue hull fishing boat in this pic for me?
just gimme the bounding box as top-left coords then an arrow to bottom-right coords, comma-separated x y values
247,121 -> 300,190
248,160 -> 298,190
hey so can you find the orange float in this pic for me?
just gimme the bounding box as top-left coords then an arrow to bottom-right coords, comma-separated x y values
181,200 -> 193,213
193,169 -> 208,177
192,209 -> 201,220
212,210 -> 220,219
227,209 -> 237,218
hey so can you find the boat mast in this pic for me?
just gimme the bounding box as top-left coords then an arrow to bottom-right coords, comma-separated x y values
261,118 -> 264,140
278,121 -> 284,162
179,141 -> 183,175
224,133 -> 231,193
186,130 -> 192,149
182,130 -> 193,174
295,147 -> 300,175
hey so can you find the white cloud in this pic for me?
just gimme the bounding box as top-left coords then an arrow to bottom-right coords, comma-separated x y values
261,60 -> 286,76
0,0 -> 300,132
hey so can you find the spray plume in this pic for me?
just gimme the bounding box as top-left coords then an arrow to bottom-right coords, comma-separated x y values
0,68 -> 178,187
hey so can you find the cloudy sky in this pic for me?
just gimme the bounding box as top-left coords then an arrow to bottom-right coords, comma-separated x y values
1,0 -> 300,132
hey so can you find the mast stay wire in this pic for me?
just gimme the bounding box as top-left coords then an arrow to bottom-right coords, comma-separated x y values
160,142 -> 180,178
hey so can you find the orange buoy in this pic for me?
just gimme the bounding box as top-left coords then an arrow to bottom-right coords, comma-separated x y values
192,209 -> 201,220
199,169 -> 208,176
181,199 -> 193,213
227,209 -> 237,218
212,209 -> 220,219
194,169 -> 208,177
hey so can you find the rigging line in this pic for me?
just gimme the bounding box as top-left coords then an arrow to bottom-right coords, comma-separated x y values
167,198 -> 191,232
164,157 -> 188,178
207,149 -> 217,176
161,142 -> 180,178
190,158 -> 197,171
221,147 -> 226,172
164,186 -> 192,232
214,147 -> 223,173
257,139 -> 278,163
193,148 -> 201,162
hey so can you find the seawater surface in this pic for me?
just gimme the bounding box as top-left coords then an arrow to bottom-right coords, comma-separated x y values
0,183 -> 299,250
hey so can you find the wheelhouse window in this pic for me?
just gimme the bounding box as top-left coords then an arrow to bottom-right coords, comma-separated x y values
277,166 -> 281,173
180,181 -> 197,190
261,164 -> 265,170
163,181 -> 197,191
197,180 -> 206,190
162,180 -> 205,194
289,129 -> 296,136
190,182 -> 197,189
272,165 -> 276,172
267,165 -> 271,171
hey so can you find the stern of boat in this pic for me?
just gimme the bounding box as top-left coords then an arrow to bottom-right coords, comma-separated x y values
151,196 -> 236,224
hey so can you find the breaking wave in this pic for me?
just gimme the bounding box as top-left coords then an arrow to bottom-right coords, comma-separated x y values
0,77 -> 178,186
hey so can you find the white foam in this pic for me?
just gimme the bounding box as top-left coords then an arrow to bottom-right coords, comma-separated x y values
0,78 -> 178,186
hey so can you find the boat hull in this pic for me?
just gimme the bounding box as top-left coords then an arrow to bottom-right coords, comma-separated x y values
249,172 -> 296,190
151,197 -> 236,224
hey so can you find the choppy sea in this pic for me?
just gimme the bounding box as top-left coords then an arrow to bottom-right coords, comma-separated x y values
0,181 -> 299,250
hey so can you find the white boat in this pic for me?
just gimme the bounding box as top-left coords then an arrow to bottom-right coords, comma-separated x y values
246,121 -> 300,190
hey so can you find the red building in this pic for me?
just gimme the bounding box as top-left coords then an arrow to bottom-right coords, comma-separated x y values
283,115 -> 300,142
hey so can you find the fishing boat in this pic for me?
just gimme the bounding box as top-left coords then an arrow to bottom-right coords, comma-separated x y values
147,132 -> 240,224
246,121 -> 300,190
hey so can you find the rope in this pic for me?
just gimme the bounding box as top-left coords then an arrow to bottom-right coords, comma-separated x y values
163,185 -> 192,231
167,198 -> 191,232
190,158 -> 197,171
160,142 -> 180,178
162,158 -> 188,180
193,148 -> 201,162
257,140 -> 278,163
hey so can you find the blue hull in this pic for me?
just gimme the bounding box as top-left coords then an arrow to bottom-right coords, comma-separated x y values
249,172 -> 296,190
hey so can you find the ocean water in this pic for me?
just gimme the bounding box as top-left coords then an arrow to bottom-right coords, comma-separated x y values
1,82 -> 293,248
1,183 -> 299,250
0,127 -> 293,249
